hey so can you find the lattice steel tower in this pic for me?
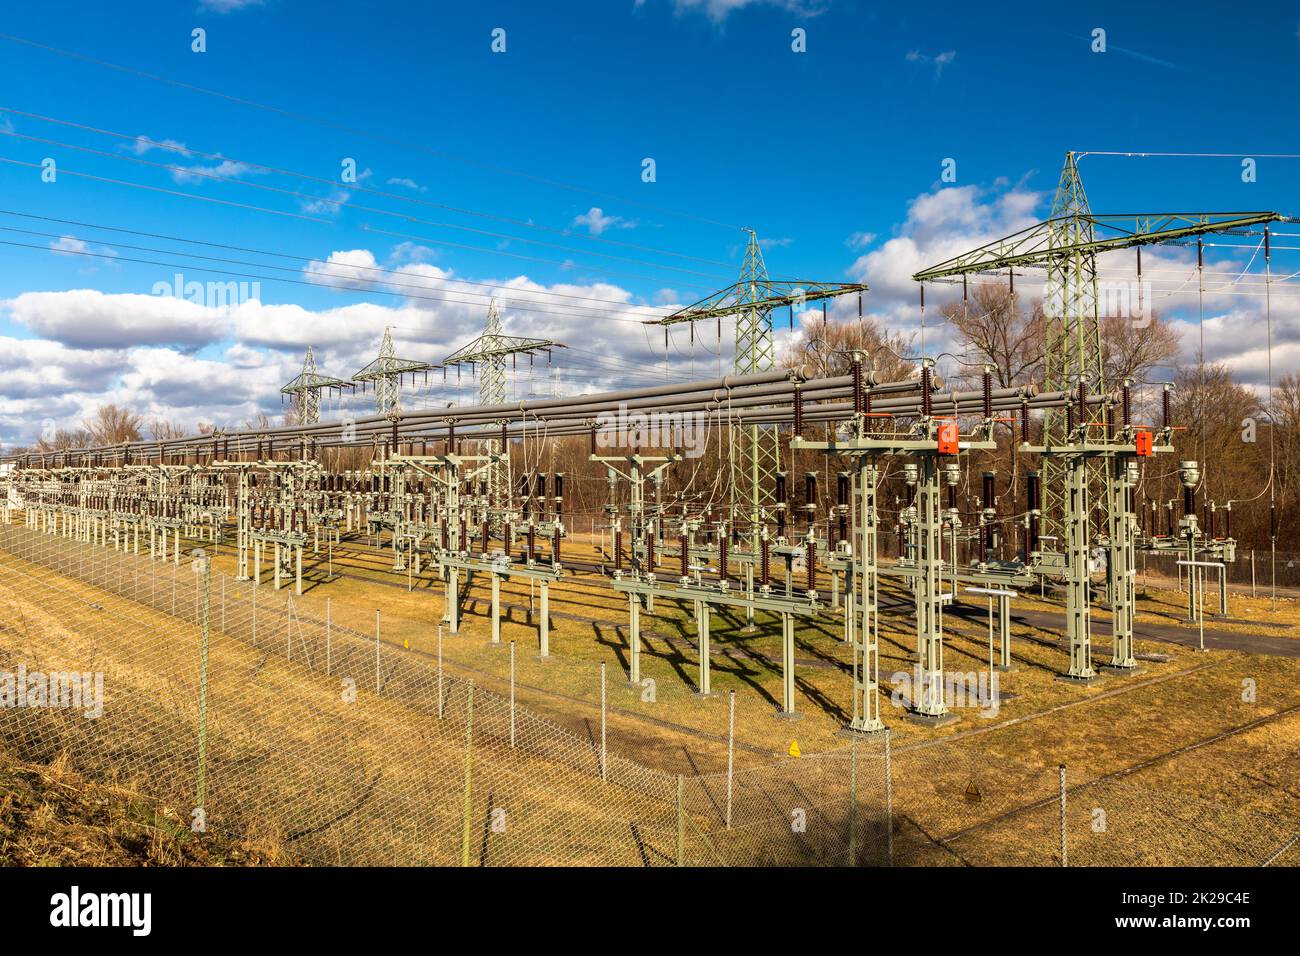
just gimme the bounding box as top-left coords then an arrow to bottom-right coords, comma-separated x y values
280,345 -> 348,425
1040,153 -> 1104,531
443,300 -> 559,512
649,230 -> 867,543
731,230 -> 782,535
352,326 -> 433,415
912,150 -> 1281,540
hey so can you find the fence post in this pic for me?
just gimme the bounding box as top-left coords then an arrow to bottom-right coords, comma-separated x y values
1059,763 -> 1068,867
461,681 -> 475,867
374,609 -> 381,693
437,623 -> 444,719
676,774 -> 684,867
885,729 -> 894,867
848,735 -> 858,867
725,690 -> 735,830
1251,549 -> 1257,598
196,549 -> 210,815
600,662 -> 608,781
510,641 -> 517,748
326,597 -> 332,676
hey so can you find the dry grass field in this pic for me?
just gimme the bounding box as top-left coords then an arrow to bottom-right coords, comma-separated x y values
1,521 -> 1297,866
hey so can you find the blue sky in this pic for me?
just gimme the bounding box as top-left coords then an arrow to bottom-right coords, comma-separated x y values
1,0 -> 1299,444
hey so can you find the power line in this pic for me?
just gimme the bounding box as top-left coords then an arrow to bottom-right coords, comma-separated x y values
1080,150 -> 1300,160
0,236 -> 680,326
0,155 -> 712,295
0,32 -> 745,231
0,156 -> 331,223
0,208 -> 682,320
0,128 -> 731,283
0,106 -> 736,267
358,224 -> 715,290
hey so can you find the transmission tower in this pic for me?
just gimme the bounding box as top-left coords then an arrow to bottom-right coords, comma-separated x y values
649,229 -> 867,543
443,300 -> 560,512
1039,154 -> 1104,528
733,231 -> 781,540
280,345 -> 349,425
352,326 -> 433,415
913,150 -> 1282,538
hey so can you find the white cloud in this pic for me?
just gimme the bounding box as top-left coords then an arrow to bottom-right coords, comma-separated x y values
49,236 -> 88,257
299,169 -> 372,216
170,157 -> 261,185
124,136 -> 192,158
849,182 -> 1044,307
0,268 -> 692,446
121,137 -> 260,184
664,0 -> 829,23
389,242 -> 437,264
386,177 -> 427,193
5,177 -> 1295,449
572,206 -> 635,236
47,236 -> 119,272
841,181 -> 1300,395
905,49 -> 957,79
5,289 -> 224,349
198,0 -> 265,12
838,181 -> 1045,362
1148,245 -> 1300,390
0,337 -> 123,401
304,249 -> 385,292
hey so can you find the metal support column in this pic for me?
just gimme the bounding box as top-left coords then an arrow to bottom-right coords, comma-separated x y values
1064,456 -> 1096,680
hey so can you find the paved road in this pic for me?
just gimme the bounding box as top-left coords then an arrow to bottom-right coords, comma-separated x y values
1004,604 -> 1300,658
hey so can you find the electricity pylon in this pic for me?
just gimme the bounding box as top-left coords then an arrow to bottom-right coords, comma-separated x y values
353,326 -> 433,415
732,231 -> 782,540
913,151 -> 1283,537
649,229 -> 867,543
443,300 -> 560,513
1040,154 -> 1103,528
280,345 -> 348,425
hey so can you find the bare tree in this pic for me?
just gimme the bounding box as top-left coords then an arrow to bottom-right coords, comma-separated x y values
1153,362 -> 1268,541
35,427 -> 92,452
783,310 -> 915,382
148,419 -> 187,441
1100,312 -> 1180,389
84,404 -> 142,445
940,284 -> 1042,388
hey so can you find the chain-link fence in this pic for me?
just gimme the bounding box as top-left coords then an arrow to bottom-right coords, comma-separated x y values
1138,547 -> 1300,593
0,522 -> 1295,866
